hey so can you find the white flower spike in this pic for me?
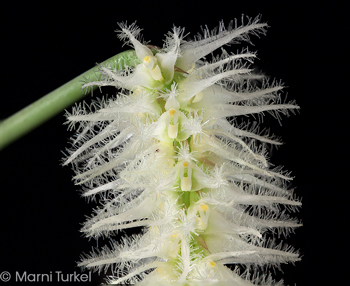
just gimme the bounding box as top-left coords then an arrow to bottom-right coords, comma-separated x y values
64,15 -> 301,285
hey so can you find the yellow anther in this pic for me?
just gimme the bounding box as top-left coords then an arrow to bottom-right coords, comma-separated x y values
169,109 -> 176,118
183,161 -> 189,167
209,261 -> 216,267
200,204 -> 208,211
171,233 -> 178,237
133,89 -> 141,96
143,56 -> 150,63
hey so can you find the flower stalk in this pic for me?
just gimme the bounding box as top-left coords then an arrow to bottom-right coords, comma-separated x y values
64,17 -> 301,285
0,50 -> 139,150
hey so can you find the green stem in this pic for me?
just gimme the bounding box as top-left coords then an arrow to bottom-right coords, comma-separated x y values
0,50 -> 139,151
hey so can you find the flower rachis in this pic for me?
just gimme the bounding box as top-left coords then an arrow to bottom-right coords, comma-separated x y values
64,15 -> 301,285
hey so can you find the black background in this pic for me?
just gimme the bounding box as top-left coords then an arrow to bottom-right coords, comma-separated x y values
1,1 -> 347,285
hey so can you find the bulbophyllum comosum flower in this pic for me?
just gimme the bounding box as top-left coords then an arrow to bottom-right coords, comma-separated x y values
64,16 -> 302,285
